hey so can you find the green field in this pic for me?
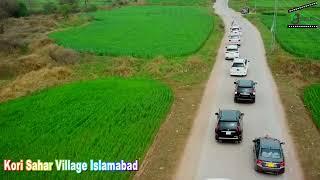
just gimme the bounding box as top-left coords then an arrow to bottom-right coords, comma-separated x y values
304,84 -> 320,128
260,14 -> 320,59
0,78 -> 173,179
229,0 -> 320,59
49,6 -> 214,58
147,0 -> 209,6
20,0 -> 112,11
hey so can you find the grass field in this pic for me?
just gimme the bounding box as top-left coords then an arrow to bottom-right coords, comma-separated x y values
0,78 -> 173,179
20,0 -> 112,11
49,6 -> 214,58
229,0 -> 320,59
304,84 -> 320,128
147,0 -> 209,6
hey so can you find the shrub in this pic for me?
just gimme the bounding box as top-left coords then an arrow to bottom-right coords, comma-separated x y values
83,4 -> 98,12
43,2 -> 57,14
58,4 -> 72,18
14,2 -> 28,17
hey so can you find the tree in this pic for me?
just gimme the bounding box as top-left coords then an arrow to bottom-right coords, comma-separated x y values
0,0 -> 18,34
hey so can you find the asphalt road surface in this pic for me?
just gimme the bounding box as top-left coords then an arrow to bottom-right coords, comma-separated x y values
174,0 -> 304,180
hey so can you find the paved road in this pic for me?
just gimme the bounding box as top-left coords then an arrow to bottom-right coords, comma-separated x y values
174,0 -> 304,180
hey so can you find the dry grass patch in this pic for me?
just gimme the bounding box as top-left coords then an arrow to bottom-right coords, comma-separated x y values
0,66 -> 72,103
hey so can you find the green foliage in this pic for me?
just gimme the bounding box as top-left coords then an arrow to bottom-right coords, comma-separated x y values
0,78 -> 173,179
58,4 -> 73,18
43,2 -> 58,14
83,4 -> 97,12
304,84 -> 320,128
49,6 -> 214,58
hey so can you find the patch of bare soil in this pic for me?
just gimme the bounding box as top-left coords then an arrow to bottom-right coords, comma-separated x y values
134,82 -> 204,180
269,49 -> 320,180
0,66 -> 72,103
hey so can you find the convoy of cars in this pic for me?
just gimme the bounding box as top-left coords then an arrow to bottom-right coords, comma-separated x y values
216,20 -> 286,175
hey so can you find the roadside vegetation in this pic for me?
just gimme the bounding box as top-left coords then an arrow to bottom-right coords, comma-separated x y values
0,78 -> 173,179
229,0 -> 320,179
1,0 -> 223,179
304,84 -> 320,128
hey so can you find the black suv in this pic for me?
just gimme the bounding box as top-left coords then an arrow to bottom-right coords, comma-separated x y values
214,109 -> 244,143
253,136 -> 285,175
234,79 -> 257,103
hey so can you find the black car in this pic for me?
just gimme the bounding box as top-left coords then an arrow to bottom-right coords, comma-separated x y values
214,109 -> 244,143
234,79 -> 257,103
253,136 -> 285,175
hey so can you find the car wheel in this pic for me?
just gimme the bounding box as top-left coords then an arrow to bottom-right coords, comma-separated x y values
252,98 -> 255,103
234,98 -> 238,103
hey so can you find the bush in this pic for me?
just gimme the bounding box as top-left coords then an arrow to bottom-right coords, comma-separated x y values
14,2 -> 28,17
58,4 -> 72,18
111,0 -> 129,7
59,0 -> 79,5
43,2 -> 57,14
83,4 -> 97,12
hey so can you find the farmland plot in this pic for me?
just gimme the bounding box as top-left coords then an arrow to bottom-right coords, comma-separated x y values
229,0 -> 320,59
304,84 -> 320,128
49,6 -> 214,58
0,78 -> 173,179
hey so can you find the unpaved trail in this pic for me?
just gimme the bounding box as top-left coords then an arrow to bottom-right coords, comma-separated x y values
174,0 -> 304,180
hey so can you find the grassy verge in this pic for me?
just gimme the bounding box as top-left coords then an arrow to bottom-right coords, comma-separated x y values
304,84 -> 320,128
229,1 -> 320,178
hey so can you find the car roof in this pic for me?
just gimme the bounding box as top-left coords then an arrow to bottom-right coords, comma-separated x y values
237,79 -> 253,87
259,137 -> 281,149
232,58 -> 246,63
231,25 -> 240,28
219,110 -> 240,121
226,44 -> 238,49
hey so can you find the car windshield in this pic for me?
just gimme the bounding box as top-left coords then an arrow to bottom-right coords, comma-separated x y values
230,35 -> 239,39
232,63 -> 244,67
227,48 -> 237,52
220,121 -> 237,129
238,87 -> 252,92
232,28 -> 239,31
261,148 -> 282,159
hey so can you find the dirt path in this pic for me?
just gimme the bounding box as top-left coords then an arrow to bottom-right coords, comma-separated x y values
174,0 -> 304,179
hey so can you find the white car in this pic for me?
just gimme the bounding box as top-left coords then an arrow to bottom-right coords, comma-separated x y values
229,34 -> 241,46
230,24 -> 241,32
229,29 -> 242,37
230,58 -> 249,76
225,44 -> 239,60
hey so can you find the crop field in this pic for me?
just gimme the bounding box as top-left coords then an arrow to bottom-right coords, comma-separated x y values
49,6 -> 214,58
304,84 -> 320,128
0,78 -> 173,179
260,14 -> 320,59
147,0 -> 209,6
229,0 -> 320,59
20,0 -> 112,11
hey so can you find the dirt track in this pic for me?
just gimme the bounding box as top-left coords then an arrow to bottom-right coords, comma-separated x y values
174,0 -> 304,179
